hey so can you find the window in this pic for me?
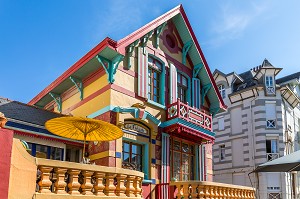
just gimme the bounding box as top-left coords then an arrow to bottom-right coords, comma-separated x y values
26,142 -> 64,160
266,76 -> 275,94
266,139 -> 279,161
170,139 -> 195,181
218,84 -> 226,99
266,102 -> 276,128
177,73 -> 188,103
122,141 -> 143,172
220,145 -> 225,161
148,56 -> 162,103
218,117 -> 225,131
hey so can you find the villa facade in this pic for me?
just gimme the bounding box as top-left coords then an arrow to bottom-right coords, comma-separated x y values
25,5 -> 226,198
213,59 -> 300,199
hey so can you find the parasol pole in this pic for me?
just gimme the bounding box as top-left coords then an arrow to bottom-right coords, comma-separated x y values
83,134 -> 87,160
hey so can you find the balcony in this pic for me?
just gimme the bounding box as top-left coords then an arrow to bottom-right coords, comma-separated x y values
8,138 -> 144,199
167,99 -> 212,131
170,181 -> 256,199
267,153 -> 280,161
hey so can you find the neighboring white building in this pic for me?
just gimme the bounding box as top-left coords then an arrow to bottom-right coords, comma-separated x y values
212,59 -> 300,199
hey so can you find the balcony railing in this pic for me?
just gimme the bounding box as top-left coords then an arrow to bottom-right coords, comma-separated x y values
170,181 -> 256,199
267,153 -> 279,161
35,158 -> 143,198
8,138 -> 144,199
167,99 -> 212,131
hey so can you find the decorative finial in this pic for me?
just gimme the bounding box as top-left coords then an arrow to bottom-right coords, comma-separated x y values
0,112 -> 7,128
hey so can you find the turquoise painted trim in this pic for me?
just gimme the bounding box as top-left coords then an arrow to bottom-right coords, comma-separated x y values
113,106 -> 139,118
161,118 -> 215,137
87,105 -> 116,118
123,137 -> 150,180
143,111 -> 161,126
69,76 -> 83,100
125,40 -> 139,70
154,22 -> 167,48
147,99 -> 166,110
177,70 -> 191,105
201,83 -> 212,105
49,92 -> 62,113
195,145 -> 199,180
142,179 -> 153,184
193,63 -> 204,78
182,40 -> 193,65
148,54 -> 166,106
96,54 -> 124,84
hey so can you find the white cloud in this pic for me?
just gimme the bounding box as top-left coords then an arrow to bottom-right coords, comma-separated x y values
207,1 -> 270,47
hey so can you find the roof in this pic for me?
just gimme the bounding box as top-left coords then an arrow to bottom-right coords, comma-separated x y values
0,98 -> 64,126
277,72 -> 300,84
233,70 -> 257,92
28,4 -> 226,112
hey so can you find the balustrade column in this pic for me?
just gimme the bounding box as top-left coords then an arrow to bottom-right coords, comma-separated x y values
190,184 -> 198,199
116,174 -> 127,197
38,166 -> 53,193
67,169 -> 81,195
80,170 -> 94,195
104,173 -> 117,196
126,175 -> 136,197
176,184 -> 183,199
93,172 -> 105,196
198,185 -> 205,199
54,168 -> 67,194
134,176 -> 143,197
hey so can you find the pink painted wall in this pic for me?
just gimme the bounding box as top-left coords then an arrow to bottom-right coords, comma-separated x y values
0,128 -> 14,199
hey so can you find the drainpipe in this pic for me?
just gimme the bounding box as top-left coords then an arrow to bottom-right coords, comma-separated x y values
249,91 -> 259,198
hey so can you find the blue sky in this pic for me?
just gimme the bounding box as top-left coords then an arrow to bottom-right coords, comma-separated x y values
1,0 -> 300,103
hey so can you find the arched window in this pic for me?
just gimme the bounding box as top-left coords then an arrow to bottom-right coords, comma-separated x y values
218,84 -> 226,99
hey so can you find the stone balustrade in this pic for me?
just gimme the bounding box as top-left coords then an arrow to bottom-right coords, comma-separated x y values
170,181 -> 256,199
35,158 -> 144,198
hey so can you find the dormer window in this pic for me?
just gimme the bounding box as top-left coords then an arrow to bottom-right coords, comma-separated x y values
218,84 -> 226,99
265,76 -> 275,94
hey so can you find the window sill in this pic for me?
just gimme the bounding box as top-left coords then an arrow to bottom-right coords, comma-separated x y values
146,100 -> 166,109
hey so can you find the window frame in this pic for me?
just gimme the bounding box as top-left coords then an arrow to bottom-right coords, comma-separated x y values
218,84 -> 226,99
122,141 -> 143,172
147,55 -> 166,108
170,139 -> 195,181
177,72 -> 191,104
219,144 -> 226,161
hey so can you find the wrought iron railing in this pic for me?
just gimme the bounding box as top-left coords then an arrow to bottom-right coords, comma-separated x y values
267,153 -> 279,161
167,99 -> 212,131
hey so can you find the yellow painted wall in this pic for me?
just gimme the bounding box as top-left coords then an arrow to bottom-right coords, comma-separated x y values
8,139 -> 36,199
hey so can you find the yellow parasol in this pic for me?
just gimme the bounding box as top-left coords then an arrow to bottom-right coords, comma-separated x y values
45,116 -> 123,159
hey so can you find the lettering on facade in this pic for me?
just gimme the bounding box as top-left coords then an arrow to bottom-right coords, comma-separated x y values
123,122 -> 149,136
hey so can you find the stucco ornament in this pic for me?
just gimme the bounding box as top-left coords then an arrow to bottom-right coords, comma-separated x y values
0,112 -> 7,128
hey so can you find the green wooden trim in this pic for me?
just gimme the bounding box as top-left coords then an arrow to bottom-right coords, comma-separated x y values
193,63 -> 204,78
69,76 -> 83,100
113,106 -> 139,118
201,83 -> 212,105
154,22 -> 167,48
182,40 -> 193,65
140,30 -> 154,47
125,40 -> 139,69
49,92 -> 62,113
96,54 -> 124,84
209,107 -> 220,117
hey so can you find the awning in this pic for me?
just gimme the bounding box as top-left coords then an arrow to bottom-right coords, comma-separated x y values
253,150 -> 300,173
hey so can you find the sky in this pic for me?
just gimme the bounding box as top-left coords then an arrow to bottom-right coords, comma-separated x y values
1,0 -> 300,103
